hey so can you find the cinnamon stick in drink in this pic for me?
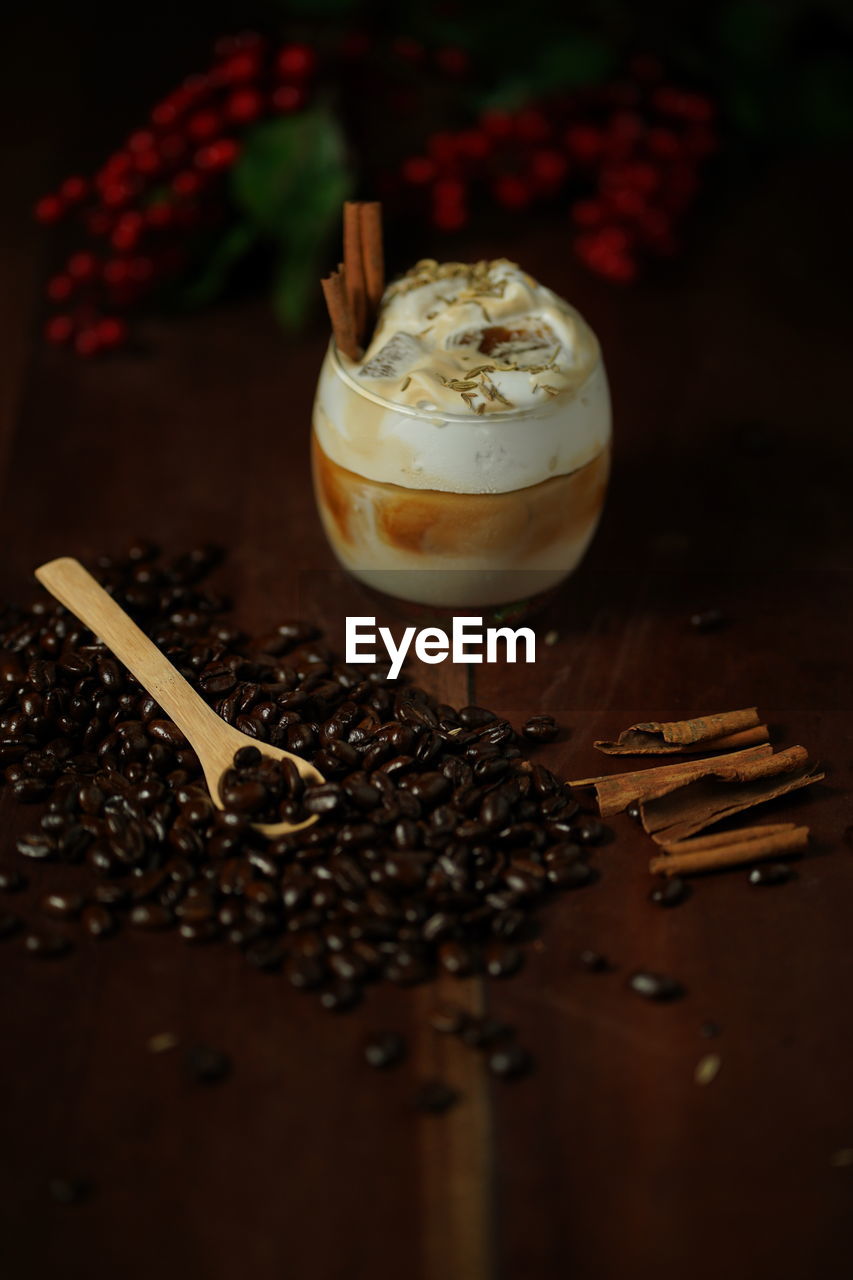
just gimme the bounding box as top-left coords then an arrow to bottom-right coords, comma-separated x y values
321,266 -> 361,361
594,707 -> 769,756
359,201 -> 385,326
343,201 -> 368,344
649,823 -> 809,876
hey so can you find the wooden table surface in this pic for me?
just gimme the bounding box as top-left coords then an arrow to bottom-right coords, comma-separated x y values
2,18 -> 852,1278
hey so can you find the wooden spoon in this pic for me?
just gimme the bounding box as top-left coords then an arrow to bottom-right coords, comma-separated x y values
34,557 -> 323,837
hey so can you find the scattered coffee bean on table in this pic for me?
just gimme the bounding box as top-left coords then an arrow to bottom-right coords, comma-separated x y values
522,715 -> 559,743
628,971 -> 685,1002
649,876 -> 691,908
488,1044 -> 533,1079
414,1080 -> 459,1113
48,1177 -> 93,1205
748,864 -> 795,886
364,1031 -> 406,1069
185,1045 -> 231,1084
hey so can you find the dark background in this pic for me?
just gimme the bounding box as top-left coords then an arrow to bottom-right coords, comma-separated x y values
1,4 -> 852,1279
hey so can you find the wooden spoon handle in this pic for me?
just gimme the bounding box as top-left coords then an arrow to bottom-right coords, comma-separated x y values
34,557 -> 224,750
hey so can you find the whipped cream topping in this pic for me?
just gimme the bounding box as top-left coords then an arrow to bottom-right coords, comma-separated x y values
312,258 -> 611,495
349,258 -> 599,415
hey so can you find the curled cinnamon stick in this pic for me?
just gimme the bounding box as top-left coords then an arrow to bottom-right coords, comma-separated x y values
359,201 -> 385,326
570,743 -> 773,818
650,824 -> 809,876
343,201 -> 368,344
595,707 -> 769,756
321,266 -> 360,361
640,746 -> 823,844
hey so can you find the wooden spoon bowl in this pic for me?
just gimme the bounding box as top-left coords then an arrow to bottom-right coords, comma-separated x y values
35,558 -> 323,838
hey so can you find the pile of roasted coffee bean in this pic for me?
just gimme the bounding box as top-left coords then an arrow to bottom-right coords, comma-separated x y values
0,543 -> 608,1041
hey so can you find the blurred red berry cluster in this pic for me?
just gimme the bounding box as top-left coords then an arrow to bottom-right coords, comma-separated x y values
35,31 -> 317,356
397,54 -> 717,282
36,34 -> 717,356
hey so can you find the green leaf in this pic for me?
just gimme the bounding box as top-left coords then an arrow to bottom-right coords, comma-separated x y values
180,222 -> 258,309
478,35 -> 616,110
231,106 -> 353,328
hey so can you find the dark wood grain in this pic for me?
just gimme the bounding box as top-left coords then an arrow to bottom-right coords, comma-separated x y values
1,15 -> 852,1277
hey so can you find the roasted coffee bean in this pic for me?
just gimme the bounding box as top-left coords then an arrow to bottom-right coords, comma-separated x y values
48,1177 -> 93,1205
547,860 -> 596,889
690,608 -> 727,632
521,714 -> 559,743
429,1004 -> 470,1035
129,904 -> 173,930
629,971 -> 685,1001
364,1031 -> 406,1069
461,1017 -> 512,1049
82,904 -> 116,938
748,863 -> 795,886
485,942 -> 523,978
575,818 -> 606,845
579,949 -> 609,972
650,876 -> 691,907
0,912 -> 22,940
185,1045 -> 231,1084
286,955 -> 325,990
438,941 -> 476,976
414,1080 -> 459,1113
0,866 -> 25,892
488,1044 -> 532,1079
40,892 -> 84,920
24,929 -> 71,958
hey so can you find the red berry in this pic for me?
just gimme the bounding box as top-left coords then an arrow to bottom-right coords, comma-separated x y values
226,87 -> 263,123
195,138 -> 240,171
434,177 -> 466,206
277,43 -> 316,78
34,194 -> 64,224
436,46 -> 469,76
564,125 -> 603,162
134,148 -> 163,176
630,53 -> 663,83
401,156 -> 437,185
392,37 -> 424,63
102,180 -> 134,209
103,258 -> 130,286
481,110 -> 513,139
607,186 -> 648,218
341,31 -> 371,60
647,126 -> 681,159
271,85 -> 306,113
514,109 -> 549,143
571,199 -> 605,227
187,110 -> 220,141
530,148 -> 568,188
46,274 -> 73,302
111,212 -> 144,252
146,203 -> 174,229
60,176 -> 88,204
172,170 -> 201,197
427,132 -> 458,165
433,203 -> 468,232
128,129 -> 155,154
220,51 -> 262,84
493,174 -> 530,210
67,251 -> 97,281
96,316 -> 127,348
151,98 -> 180,128
456,130 -> 491,160
607,111 -> 644,145
44,314 -> 74,344
86,210 -> 114,237
159,133 -> 187,163
74,327 -> 102,357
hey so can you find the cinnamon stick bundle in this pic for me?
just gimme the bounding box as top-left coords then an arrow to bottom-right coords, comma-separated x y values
321,202 -> 386,360
594,707 -> 769,756
649,823 -> 809,876
639,745 -> 824,844
570,743 -> 773,818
